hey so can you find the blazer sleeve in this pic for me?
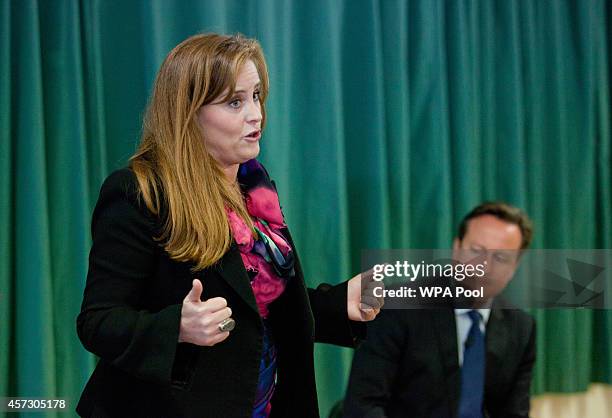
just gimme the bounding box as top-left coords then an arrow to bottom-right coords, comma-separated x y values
343,310 -> 406,418
76,170 -> 182,386
495,317 -> 536,418
308,282 -> 366,347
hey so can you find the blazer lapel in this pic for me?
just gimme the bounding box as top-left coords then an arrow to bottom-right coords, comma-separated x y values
213,224 -> 300,317
433,309 -> 461,418
214,243 -> 260,314
485,307 -> 509,397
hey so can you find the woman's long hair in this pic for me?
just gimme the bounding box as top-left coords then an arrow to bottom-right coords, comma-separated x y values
129,33 -> 269,271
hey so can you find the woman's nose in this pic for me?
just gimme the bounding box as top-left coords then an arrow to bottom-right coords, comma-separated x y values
246,101 -> 262,124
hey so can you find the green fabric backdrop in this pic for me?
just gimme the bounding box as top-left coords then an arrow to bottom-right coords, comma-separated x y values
1,0 -> 611,416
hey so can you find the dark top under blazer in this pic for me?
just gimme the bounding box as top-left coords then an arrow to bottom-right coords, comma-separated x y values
76,168 -> 362,418
343,303 -> 536,418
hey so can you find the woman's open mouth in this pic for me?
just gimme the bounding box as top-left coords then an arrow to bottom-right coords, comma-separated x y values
244,130 -> 261,141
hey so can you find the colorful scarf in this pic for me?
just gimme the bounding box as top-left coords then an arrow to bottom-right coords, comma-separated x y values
225,159 -> 293,418
226,159 -> 294,318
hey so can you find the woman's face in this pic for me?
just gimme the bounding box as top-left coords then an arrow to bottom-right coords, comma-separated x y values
198,60 -> 263,178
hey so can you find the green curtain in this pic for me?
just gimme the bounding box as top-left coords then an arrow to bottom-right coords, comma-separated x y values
1,0 -> 611,416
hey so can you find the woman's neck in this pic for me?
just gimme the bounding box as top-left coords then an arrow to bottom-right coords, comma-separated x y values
223,164 -> 240,182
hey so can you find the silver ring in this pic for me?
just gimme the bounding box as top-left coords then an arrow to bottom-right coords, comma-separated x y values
218,318 -> 235,332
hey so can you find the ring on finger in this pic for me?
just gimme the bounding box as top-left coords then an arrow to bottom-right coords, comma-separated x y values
218,317 -> 236,332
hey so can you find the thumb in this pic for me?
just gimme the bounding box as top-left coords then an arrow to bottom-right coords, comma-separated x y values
184,279 -> 203,303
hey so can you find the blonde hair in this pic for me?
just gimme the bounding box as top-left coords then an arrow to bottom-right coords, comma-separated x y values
129,33 -> 269,271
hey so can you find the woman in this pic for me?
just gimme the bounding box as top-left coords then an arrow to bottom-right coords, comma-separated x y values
76,33 -> 381,418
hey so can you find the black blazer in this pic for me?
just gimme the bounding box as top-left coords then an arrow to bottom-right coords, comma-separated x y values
76,168 -> 362,418
343,303 -> 536,418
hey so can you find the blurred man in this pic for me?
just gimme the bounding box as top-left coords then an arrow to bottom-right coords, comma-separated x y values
344,202 -> 536,418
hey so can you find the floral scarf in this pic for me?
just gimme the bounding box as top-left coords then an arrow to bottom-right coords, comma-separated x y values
226,159 -> 294,318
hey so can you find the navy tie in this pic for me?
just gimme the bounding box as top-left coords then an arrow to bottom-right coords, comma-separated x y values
458,310 -> 485,418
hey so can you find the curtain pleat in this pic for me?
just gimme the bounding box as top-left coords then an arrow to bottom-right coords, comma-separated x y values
0,0 -> 13,403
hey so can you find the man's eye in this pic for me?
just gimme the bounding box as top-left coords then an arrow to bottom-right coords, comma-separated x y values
494,253 -> 511,264
229,99 -> 242,109
470,248 -> 485,256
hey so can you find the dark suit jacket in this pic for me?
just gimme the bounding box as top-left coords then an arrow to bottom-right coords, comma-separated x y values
343,302 -> 535,418
76,168 -> 362,418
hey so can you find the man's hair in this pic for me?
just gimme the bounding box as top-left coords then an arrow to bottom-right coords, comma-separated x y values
457,202 -> 534,249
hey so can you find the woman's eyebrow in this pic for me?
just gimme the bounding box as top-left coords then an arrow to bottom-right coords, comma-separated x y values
233,82 -> 261,94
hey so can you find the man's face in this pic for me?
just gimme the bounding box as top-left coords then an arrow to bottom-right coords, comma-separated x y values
453,214 -> 523,299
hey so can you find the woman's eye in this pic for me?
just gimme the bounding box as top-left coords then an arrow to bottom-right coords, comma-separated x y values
229,99 -> 242,109
253,91 -> 260,101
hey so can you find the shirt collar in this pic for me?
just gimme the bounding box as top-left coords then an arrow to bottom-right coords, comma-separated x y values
455,307 -> 492,325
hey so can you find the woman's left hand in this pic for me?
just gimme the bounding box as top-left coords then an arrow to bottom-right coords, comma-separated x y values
347,269 -> 384,321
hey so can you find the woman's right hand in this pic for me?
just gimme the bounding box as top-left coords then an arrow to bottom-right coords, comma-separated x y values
178,279 -> 233,346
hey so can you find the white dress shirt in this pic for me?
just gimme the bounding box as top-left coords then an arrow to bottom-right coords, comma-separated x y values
454,308 -> 491,366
